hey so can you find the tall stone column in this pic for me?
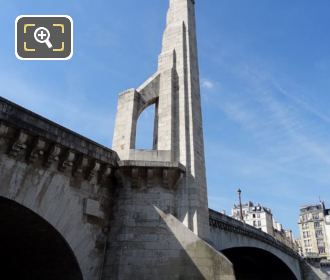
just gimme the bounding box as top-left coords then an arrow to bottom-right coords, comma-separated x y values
112,0 -> 209,240
157,0 -> 209,239
108,1 -> 235,279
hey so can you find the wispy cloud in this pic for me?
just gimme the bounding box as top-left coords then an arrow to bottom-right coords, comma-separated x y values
202,56 -> 330,234
270,79 -> 330,125
208,62 -> 330,169
201,78 -> 215,90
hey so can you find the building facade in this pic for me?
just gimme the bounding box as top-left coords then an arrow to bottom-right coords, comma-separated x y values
325,209 -> 330,257
298,202 -> 330,259
232,202 -> 274,235
296,238 -> 304,256
232,201 -> 295,249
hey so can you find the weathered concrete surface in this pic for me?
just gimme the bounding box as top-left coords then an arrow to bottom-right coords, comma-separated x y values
0,97 -> 118,280
156,207 -> 235,280
0,161 -> 102,279
108,0 -> 235,278
103,176 -> 235,280
0,97 -> 235,280
112,0 -> 210,239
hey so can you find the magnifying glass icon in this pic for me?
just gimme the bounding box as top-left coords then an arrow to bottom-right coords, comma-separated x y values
34,27 -> 53,49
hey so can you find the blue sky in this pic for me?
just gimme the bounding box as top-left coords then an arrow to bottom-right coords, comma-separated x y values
1,0 -> 330,236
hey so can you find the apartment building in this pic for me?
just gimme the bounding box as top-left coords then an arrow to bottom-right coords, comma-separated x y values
232,201 -> 295,249
298,202 -> 330,259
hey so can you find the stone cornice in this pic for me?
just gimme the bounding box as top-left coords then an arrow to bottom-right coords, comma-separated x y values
0,97 -> 118,184
118,160 -> 185,190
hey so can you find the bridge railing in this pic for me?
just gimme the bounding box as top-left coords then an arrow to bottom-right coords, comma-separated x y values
209,209 -> 301,259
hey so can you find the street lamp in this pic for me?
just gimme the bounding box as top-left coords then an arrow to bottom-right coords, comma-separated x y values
237,188 -> 244,221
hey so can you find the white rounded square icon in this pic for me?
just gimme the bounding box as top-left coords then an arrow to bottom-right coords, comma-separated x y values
15,15 -> 73,60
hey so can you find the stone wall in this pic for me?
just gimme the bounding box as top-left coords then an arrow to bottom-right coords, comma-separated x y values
0,97 -> 118,280
104,169 -> 235,280
302,260 -> 330,280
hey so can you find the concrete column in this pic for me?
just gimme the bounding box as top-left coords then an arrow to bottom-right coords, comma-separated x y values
112,89 -> 139,159
112,0 -> 210,239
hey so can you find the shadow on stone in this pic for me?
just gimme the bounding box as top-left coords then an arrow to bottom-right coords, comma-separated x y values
104,188 -> 235,280
222,247 -> 297,280
0,197 -> 83,280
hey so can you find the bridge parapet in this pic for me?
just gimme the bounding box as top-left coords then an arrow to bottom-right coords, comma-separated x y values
209,209 -> 301,260
0,97 -> 118,183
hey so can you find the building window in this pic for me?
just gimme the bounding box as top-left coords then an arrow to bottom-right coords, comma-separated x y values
303,231 -> 311,238
319,247 -> 325,254
253,221 -> 257,226
313,214 -> 319,220
258,220 -> 261,227
257,213 -> 260,218
302,214 -> 308,222
314,222 -> 321,228
304,239 -> 312,247
315,230 -> 323,238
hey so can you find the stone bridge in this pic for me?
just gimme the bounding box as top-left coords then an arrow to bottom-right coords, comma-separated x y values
0,97 -> 118,279
0,0 -> 324,279
0,96 -> 321,280
209,209 -> 303,280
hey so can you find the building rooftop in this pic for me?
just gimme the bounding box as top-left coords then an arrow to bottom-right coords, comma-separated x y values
300,202 -> 328,214
233,201 -> 272,214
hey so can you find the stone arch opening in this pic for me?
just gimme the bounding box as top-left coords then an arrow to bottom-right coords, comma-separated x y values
0,197 -> 83,280
135,100 -> 158,150
222,247 -> 297,280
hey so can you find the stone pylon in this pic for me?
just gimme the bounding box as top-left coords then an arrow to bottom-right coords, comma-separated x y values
113,0 -> 209,239
108,1 -> 236,278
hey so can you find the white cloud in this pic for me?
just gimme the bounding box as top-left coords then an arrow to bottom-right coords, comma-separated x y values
201,79 -> 215,90
204,60 -> 330,172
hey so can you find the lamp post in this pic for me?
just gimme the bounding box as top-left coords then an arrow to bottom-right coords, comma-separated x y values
237,188 -> 244,221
